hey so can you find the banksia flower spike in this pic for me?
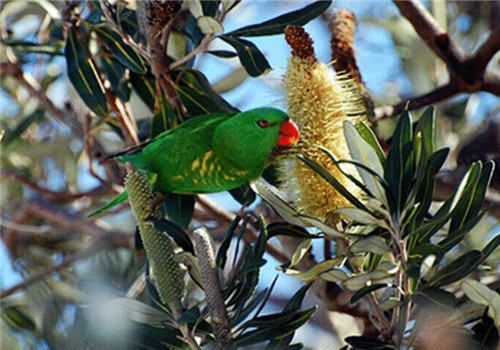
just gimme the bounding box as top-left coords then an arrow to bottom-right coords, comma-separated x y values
125,170 -> 185,314
280,25 -> 366,221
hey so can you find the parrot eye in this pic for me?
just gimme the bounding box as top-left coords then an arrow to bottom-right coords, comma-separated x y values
257,119 -> 270,128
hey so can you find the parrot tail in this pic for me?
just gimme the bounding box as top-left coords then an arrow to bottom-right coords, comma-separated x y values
102,140 -> 150,169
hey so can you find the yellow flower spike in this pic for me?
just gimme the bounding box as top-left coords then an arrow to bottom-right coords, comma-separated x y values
280,25 -> 366,221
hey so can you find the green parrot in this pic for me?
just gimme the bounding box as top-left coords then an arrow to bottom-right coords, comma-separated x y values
111,107 -> 299,194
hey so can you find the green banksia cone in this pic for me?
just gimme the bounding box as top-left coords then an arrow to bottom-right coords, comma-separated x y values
125,171 -> 185,312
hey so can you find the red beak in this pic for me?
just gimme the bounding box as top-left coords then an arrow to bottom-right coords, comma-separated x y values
277,119 -> 300,147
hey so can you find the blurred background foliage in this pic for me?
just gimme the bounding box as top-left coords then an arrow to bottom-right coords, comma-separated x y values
0,0 -> 499,349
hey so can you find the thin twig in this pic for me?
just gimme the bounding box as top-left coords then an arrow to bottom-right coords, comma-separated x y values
169,35 -> 216,71
1,169 -> 112,201
0,232 -> 131,298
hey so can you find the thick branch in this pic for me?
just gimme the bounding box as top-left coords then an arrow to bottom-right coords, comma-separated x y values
1,169 -> 112,202
470,26 -> 500,74
393,0 -> 465,69
374,82 -> 459,120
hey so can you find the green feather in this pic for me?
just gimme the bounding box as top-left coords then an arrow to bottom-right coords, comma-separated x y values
90,107 -> 290,216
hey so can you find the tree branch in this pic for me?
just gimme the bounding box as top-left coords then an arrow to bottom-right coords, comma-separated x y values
393,0 -> 465,68
374,82 -> 459,120
0,231 -> 131,299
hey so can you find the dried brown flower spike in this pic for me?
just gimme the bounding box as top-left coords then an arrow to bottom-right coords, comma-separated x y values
280,25 -> 366,221
328,9 -> 374,118
285,25 -> 317,61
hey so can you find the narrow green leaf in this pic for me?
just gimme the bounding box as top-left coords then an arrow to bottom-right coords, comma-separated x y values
289,239 -> 313,268
344,336 -> 397,350
226,0 -> 331,37
216,215 -> 240,269
88,191 -> 128,217
93,25 -> 146,73
267,222 -> 317,239
411,287 -> 455,309
438,211 -> 486,254
451,161 -> 495,232
206,49 -> 238,58
298,155 -> 370,212
234,307 -> 316,347
219,36 -> 271,77
344,121 -> 386,203
448,161 -> 483,232
174,68 -> 237,115
428,250 -> 482,287
384,110 -> 413,214
130,71 -> 156,112
480,235 -> 500,264
65,27 -> 109,117
354,121 -> 386,166
229,184 -> 256,206
162,193 -> 195,228
3,109 -> 45,145
350,283 -> 387,304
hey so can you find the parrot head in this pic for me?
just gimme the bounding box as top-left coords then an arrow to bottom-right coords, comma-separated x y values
213,107 -> 299,175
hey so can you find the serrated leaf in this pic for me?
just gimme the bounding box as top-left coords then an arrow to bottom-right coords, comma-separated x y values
344,121 -> 387,203
93,25 -> 146,73
226,0 -> 331,37
65,27 -> 109,117
351,236 -> 390,255
462,280 -> 500,327
219,36 -> 271,77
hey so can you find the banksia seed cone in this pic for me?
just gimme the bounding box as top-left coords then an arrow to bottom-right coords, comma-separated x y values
125,171 -> 184,312
280,25 -> 365,221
